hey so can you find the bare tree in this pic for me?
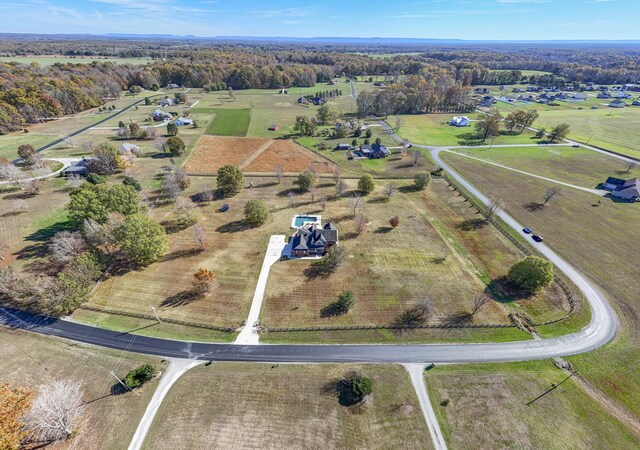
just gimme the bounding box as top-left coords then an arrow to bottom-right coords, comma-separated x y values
394,115 -> 405,132
145,126 -> 158,140
471,294 -> 489,316
174,167 -> 191,190
308,164 -> 319,179
50,231 -> 87,264
543,187 -> 561,205
200,185 -> 216,203
348,194 -> 364,216
412,150 -> 420,166
174,197 -> 198,227
66,175 -> 84,190
154,137 -> 168,153
274,165 -> 284,183
309,185 -> 317,202
335,179 -> 348,197
162,173 -> 180,201
12,199 -> 29,214
320,195 -> 328,211
26,380 -> 85,443
486,197 -> 503,220
32,163 -> 52,179
287,190 -> 296,207
354,213 -> 368,235
191,223 -> 208,250
332,166 -> 342,184
383,182 -> 396,200
401,142 -> 408,159
23,179 -> 44,196
0,163 -> 25,189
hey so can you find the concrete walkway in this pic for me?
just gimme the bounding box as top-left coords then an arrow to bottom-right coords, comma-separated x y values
442,150 -> 608,196
234,235 -> 287,345
128,358 -> 200,450
405,364 -> 448,450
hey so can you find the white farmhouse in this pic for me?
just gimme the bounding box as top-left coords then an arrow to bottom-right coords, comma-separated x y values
450,116 -> 470,127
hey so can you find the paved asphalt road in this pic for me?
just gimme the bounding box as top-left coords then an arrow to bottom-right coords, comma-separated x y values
0,119 -> 619,364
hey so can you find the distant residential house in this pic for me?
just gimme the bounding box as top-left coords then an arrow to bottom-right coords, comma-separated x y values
360,143 -> 390,159
152,109 -> 172,121
604,177 -> 640,201
61,159 -> 90,177
297,96 -> 310,105
612,91 -> 632,99
608,99 -> 626,108
159,97 -> 175,107
120,143 -> 140,154
555,92 -> 568,100
175,117 -> 193,126
311,97 -> 326,106
573,93 -> 588,100
268,124 -> 280,131
450,116 -> 470,127
291,222 -> 339,257
517,94 -> 535,102
166,83 -> 180,89
337,143 -> 351,150
479,97 -> 494,107
327,80 -> 337,85
632,99 -> 640,106
373,82 -> 386,87
596,91 -> 611,99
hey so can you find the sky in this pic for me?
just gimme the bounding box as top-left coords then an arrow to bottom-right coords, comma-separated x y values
3,0 -> 639,41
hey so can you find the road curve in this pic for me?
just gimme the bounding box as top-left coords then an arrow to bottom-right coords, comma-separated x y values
0,119 -> 619,364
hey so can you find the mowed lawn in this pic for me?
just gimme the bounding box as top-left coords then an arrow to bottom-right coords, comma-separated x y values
441,153 -> 640,417
397,113 -> 542,146
0,327 -> 161,450
203,108 -> 251,136
261,178 -> 570,335
143,363 -> 434,450
426,361 -> 638,449
448,145 -> 640,188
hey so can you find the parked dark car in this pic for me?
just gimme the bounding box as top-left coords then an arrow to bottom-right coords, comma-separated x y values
219,204 -> 230,212
532,235 -> 544,243
523,228 -> 532,234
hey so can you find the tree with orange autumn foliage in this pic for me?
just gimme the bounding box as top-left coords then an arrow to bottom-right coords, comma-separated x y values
0,382 -> 34,450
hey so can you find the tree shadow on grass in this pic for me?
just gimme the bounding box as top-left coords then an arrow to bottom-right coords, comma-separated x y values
398,185 -> 421,194
320,379 -> 362,407
485,276 -> 534,303
524,202 -> 545,212
216,220 -> 251,233
442,311 -> 474,327
161,289 -> 202,307
458,218 -> 488,231
320,303 -> 348,318
160,219 -> 192,234
366,196 -> 388,204
15,221 -> 74,260
161,247 -> 203,262
374,226 -> 393,234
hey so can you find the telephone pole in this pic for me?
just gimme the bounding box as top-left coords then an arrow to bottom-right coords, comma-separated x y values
150,305 -> 161,322
110,371 -> 140,396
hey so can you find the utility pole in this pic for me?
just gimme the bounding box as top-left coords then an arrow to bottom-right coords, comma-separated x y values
526,370 -> 578,406
587,131 -> 594,145
150,305 -> 161,322
110,371 -> 140,396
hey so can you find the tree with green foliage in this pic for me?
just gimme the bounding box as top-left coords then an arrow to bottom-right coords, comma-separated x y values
166,136 -> 185,156
124,364 -> 157,389
167,122 -> 178,136
293,115 -> 317,136
414,172 -> 431,190
115,213 -> 168,267
144,97 -> 152,106
341,371 -> 373,405
68,183 -> 141,225
297,170 -> 315,192
508,256 -> 554,293
475,109 -> 502,141
351,139 -> 357,147
316,104 -> 334,125
365,128 -> 372,138
357,174 -> 375,195
334,291 -> 354,314
549,123 -> 570,142
216,165 -> 244,196
244,199 -> 269,226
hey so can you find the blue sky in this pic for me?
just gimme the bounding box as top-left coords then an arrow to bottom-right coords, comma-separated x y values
4,0 -> 639,40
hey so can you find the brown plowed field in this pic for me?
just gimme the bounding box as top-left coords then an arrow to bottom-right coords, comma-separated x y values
244,139 -> 335,173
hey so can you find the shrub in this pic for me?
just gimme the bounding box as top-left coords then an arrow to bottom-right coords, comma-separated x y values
297,170 -> 315,192
123,176 -> 142,191
123,364 -> 157,389
389,216 -> 400,228
217,165 -> 244,196
86,173 -> 106,185
167,122 -> 178,136
335,291 -> 354,313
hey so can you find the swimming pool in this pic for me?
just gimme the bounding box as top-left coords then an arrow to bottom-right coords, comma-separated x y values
294,215 -> 319,227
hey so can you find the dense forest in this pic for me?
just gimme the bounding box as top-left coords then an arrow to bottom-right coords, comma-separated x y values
1,36 -> 639,133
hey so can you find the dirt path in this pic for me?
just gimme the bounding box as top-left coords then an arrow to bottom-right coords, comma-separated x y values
238,139 -> 274,169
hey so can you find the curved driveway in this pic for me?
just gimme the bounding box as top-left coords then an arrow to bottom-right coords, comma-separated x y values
0,122 -> 619,364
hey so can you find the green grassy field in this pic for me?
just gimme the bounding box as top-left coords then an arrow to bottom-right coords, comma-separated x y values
202,108 -> 251,136
426,361 -> 638,449
0,327 -> 160,450
143,363 -> 434,450
448,146 -> 640,188
397,113 -> 542,146
442,153 -> 640,418
0,56 -> 153,66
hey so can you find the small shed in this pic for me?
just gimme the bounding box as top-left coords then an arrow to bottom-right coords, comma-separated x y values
120,143 -> 140,154
268,124 -> 280,131
337,143 -> 350,150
